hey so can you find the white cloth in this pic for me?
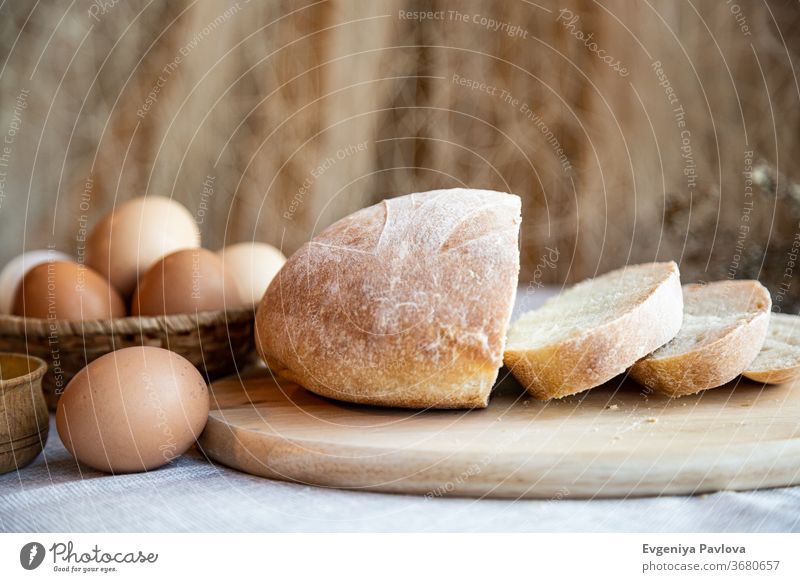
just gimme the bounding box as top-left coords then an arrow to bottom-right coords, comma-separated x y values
2,288 -> 799,532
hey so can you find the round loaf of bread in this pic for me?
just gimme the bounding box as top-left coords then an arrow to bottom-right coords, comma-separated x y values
255,188 -> 521,409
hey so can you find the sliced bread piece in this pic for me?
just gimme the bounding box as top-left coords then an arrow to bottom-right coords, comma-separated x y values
629,280 -> 771,396
503,262 -> 683,400
743,312 -> 800,384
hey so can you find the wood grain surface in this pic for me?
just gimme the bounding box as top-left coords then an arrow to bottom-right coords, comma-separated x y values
199,368 -> 800,498
3,2 -> 800,307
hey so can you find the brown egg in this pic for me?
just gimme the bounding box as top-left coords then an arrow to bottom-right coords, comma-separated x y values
12,261 -> 126,320
86,196 -> 201,297
132,248 -> 239,316
218,242 -> 286,308
56,346 -> 209,473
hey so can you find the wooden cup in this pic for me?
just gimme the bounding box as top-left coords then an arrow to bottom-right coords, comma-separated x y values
0,352 -> 48,474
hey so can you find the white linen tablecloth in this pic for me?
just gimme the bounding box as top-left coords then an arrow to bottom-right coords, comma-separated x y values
2,288 -> 799,533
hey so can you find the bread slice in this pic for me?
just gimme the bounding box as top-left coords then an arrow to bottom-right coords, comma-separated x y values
743,312 -> 800,384
255,188 -> 521,409
503,262 -> 683,400
629,280 -> 771,396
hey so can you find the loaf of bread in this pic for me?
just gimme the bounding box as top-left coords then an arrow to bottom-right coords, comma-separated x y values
503,262 -> 683,400
255,189 -> 521,408
743,312 -> 800,384
630,280 -> 771,396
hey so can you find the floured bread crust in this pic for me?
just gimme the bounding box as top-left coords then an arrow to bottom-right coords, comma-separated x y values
504,262 -> 683,400
255,189 -> 521,409
630,280 -> 771,396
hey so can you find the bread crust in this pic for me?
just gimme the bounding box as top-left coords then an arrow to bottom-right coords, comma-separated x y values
503,262 -> 683,400
630,281 -> 771,396
255,189 -> 521,409
744,366 -> 800,385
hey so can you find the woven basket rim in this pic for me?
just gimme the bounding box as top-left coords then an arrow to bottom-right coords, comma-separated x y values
0,307 -> 255,338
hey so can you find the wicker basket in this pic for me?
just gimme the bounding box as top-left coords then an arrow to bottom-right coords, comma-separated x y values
0,309 -> 257,409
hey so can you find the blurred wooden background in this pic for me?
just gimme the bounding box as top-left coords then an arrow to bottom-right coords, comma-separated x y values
1,0 -> 799,308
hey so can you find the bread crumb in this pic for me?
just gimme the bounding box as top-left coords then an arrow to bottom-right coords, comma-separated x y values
605,404 -> 619,410
645,417 -> 658,423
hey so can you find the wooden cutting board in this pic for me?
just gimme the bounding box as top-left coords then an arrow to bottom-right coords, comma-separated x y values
198,369 -> 800,498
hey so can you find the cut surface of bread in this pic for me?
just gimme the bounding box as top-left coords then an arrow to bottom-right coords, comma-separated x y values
255,188 -> 521,409
629,280 -> 771,396
743,312 -> 800,384
503,262 -> 683,400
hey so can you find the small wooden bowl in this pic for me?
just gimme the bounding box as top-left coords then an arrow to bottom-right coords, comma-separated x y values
0,309 -> 257,409
0,353 -> 48,474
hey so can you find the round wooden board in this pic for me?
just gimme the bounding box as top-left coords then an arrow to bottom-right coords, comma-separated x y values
198,369 -> 800,498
